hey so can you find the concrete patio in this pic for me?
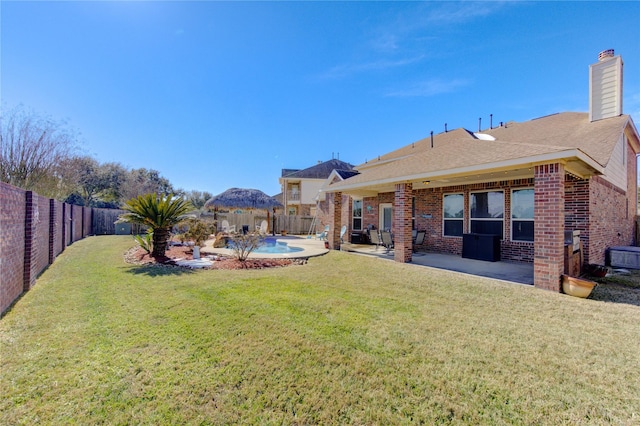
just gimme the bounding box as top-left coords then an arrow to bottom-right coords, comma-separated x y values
341,243 -> 534,285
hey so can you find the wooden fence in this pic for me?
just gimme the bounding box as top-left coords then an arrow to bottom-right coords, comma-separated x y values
90,209 -> 320,236
205,212 -> 316,236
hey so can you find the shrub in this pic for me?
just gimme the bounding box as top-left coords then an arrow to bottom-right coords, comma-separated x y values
181,217 -> 215,247
133,230 -> 153,254
229,232 -> 264,261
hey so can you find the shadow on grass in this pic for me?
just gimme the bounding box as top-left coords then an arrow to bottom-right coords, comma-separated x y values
123,264 -> 197,277
587,273 -> 640,307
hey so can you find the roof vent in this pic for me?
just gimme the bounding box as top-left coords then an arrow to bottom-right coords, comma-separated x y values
598,49 -> 615,61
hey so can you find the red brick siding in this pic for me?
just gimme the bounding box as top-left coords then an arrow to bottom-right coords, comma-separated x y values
413,179 -> 535,261
564,176 -> 590,263
394,183 -> 413,262
588,175 -> 635,265
534,163 -> 565,291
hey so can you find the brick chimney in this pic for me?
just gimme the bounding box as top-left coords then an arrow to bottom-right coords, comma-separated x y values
589,49 -> 623,122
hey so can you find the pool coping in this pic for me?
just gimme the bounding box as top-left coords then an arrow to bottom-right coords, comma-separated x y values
201,235 -> 329,259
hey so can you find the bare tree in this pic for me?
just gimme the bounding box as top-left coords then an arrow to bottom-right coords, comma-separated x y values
0,105 -> 78,196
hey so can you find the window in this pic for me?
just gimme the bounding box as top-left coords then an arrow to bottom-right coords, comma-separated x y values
511,188 -> 534,241
470,191 -> 504,239
443,193 -> 464,237
352,199 -> 362,231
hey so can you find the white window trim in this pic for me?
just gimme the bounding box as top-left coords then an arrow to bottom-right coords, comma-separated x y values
443,193 -> 464,237
510,187 -> 534,242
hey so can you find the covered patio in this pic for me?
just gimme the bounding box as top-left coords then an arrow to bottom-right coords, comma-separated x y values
340,243 -> 534,285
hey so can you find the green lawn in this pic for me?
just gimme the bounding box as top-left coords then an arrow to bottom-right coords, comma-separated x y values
2,236 -> 639,424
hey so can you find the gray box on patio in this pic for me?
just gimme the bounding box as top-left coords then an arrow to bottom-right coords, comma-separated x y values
608,246 -> 640,269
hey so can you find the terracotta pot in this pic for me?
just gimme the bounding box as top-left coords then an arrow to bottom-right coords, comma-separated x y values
324,241 -> 329,249
562,275 -> 597,298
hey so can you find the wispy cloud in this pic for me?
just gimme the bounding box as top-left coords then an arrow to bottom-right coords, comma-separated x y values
319,55 -> 425,80
384,78 -> 471,98
422,1 -> 509,26
319,2 -> 511,81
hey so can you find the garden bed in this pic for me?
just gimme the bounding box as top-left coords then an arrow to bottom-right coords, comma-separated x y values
124,245 -> 301,269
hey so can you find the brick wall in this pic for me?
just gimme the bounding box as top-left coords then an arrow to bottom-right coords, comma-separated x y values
0,182 -> 107,315
534,163 -> 565,291
394,183 -> 413,263
565,176 -> 590,263
588,176 -> 635,265
1,182 -> 27,315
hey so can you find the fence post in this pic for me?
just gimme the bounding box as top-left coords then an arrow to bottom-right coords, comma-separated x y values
23,191 -> 35,291
49,199 -> 55,264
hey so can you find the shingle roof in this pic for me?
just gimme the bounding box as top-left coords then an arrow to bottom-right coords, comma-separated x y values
328,112 -> 634,194
281,159 -> 355,179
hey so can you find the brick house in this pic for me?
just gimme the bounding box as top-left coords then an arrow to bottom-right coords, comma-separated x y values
324,51 -> 640,291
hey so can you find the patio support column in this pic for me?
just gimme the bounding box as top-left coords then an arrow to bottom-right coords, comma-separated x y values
394,183 -> 413,263
534,163 -> 565,291
329,191 -> 342,250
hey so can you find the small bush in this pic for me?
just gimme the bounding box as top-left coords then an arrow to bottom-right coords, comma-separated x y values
133,230 -> 153,254
229,232 -> 264,261
179,217 -> 215,247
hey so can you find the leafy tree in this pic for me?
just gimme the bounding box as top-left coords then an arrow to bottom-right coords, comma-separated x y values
61,156 -> 127,206
0,104 -> 78,196
182,190 -> 214,210
119,193 -> 193,258
121,168 -> 174,202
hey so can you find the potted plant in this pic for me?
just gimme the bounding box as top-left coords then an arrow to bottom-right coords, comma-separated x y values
561,275 -> 597,298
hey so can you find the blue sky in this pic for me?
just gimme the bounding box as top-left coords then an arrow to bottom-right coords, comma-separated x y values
2,1 -> 639,197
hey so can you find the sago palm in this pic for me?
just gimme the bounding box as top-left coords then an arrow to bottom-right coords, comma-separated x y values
119,193 -> 193,257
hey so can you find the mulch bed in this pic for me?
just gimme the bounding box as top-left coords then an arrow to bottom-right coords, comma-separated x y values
124,245 -> 302,270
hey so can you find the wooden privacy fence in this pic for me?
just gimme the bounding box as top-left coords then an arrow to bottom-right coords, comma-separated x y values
215,212 -> 316,235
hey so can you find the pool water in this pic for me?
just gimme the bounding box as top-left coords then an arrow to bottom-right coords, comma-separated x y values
227,238 -> 303,254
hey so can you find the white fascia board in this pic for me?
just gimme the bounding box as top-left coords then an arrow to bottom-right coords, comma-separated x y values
326,149 -> 603,193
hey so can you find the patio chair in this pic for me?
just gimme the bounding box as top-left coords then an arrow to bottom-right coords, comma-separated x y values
256,220 -> 268,234
380,231 -> 394,253
369,229 -> 382,249
221,220 -> 236,233
413,230 -> 426,252
316,225 -> 329,240
339,225 -> 347,243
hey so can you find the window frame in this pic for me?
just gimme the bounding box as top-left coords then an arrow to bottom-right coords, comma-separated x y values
469,190 -> 504,239
511,187 -> 534,242
443,193 -> 464,237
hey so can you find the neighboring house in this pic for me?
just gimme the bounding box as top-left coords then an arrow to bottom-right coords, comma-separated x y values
279,158 -> 354,217
324,50 -> 640,292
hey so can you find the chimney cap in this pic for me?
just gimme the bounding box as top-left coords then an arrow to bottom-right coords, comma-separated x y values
598,49 -> 615,61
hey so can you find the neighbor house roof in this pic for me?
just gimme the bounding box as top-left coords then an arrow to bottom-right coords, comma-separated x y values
327,112 -> 636,196
281,159 -> 355,180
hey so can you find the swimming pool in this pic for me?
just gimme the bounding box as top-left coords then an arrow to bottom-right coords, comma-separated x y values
228,238 -> 304,254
